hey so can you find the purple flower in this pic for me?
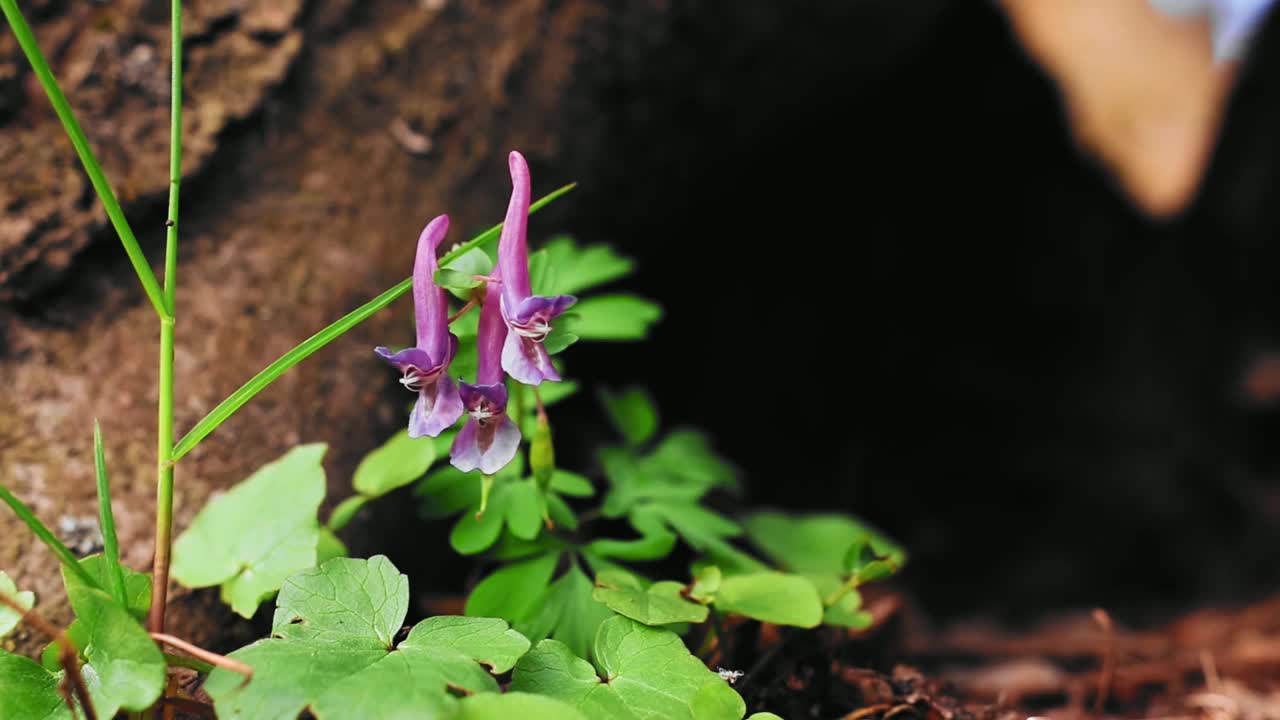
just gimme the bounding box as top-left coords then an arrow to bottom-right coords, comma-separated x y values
375,215 -> 464,438
497,151 -> 577,385
450,281 -> 521,474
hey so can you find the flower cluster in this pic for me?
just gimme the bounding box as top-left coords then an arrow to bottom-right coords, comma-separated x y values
376,151 -> 575,475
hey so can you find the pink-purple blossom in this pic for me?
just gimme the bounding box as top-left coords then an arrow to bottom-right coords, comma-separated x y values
375,215 -> 464,438
450,279 -> 521,474
497,151 -> 576,386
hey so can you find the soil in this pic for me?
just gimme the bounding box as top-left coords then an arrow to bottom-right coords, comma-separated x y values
714,591 -> 1280,720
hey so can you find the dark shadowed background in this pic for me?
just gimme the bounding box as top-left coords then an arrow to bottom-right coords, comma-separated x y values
3,1 -> 1279,654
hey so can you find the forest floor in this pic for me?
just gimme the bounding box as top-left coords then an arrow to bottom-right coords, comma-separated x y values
717,591 -> 1280,720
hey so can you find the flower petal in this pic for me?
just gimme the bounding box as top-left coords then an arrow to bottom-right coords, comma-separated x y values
449,415 -> 520,475
475,285 -> 508,385
414,215 -> 454,360
502,329 -> 561,386
409,375 -> 464,438
375,346 -> 438,373
508,294 -> 577,326
498,151 -> 533,309
450,419 -> 484,472
478,416 -> 521,475
458,380 -> 508,412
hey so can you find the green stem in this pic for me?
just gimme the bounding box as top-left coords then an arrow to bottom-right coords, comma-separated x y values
149,0 -> 182,636
822,578 -> 856,608
0,486 -> 100,591
0,0 -> 168,320
477,475 -> 494,517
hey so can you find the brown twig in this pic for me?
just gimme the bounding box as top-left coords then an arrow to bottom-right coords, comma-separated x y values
150,632 -> 253,684
161,674 -> 179,720
1093,608 -> 1116,717
0,591 -> 97,720
448,300 -> 476,324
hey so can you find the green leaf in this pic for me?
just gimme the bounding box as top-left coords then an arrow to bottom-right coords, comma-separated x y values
746,714 -> 786,720
572,295 -> 662,340
436,268 -> 485,292
62,554 -> 151,628
687,566 -> 721,604
451,692 -> 590,720
466,551 -> 560,623
315,527 -> 348,565
0,650 -> 67,720
545,493 -> 579,531
600,387 -> 659,446
490,531 -> 564,561
807,575 -> 872,630
601,449 -> 702,517
443,247 -> 495,278
438,247 -> 495,299
327,495 -> 369,532
544,319 -> 580,355
64,581 -> 165,712
43,555 -> 151,671
406,614 -> 531,672
0,571 -> 33,638
536,237 -> 635,295
585,508 -> 676,561
416,464 -> 480,518
171,444 -> 326,617
453,309 -> 481,340
699,543 -> 769,577
528,249 -> 560,300
550,471 -> 594,497
506,481 -> 548,541
309,616 -> 530,718
534,380 -> 580,407
207,556 -> 531,719
170,183 -> 575,461
451,483 -> 511,554
0,651 -> 110,720
592,570 -> 708,626
272,555 -> 407,645
714,573 -> 823,628
647,432 -> 739,494
854,559 -> 899,585
743,512 -> 905,576
353,430 -> 438,498
651,503 -> 742,552
520,564 -> 615,658
601,433 -> 737,517
512,616 -> 745,720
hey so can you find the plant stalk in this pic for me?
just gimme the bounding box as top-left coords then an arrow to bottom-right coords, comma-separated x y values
149,0 -> 182,636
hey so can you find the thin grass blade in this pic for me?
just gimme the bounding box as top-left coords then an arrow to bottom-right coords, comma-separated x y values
93,421 -> 128,606
0,484 -> 101,592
